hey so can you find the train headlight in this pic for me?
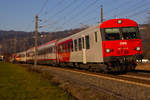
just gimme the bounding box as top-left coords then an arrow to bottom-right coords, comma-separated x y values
136,47 -> 141,51
118,20 -> 122,24
106,48 -> 110,53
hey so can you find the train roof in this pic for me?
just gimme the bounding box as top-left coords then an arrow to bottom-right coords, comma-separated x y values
57,24 -> 100,44
38,40 -> 56,50
26,40 -> 56,52
100,18 -> 138,28
16,51 -> 26,55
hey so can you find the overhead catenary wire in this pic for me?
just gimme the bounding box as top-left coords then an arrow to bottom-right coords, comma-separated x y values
39,0 -> 86,30
118,0 -> 150,18
37,0 -> 49,16
78,0 -> 150,28
128,7 -> 150,17
104,0 -> 143,19
40,0 -> 129,31
39,0 -> 66,23
39,0 -> 149,32
43,0 -> 77,24
47,0 -> 100,31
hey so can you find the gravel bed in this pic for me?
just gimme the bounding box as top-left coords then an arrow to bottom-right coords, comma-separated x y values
27,65 -> 150,100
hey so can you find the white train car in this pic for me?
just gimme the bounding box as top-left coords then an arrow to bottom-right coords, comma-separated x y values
26,47 -> 35,64
37,40 -> 56,65
56,25 -> 104,69
15,51 -> 27,63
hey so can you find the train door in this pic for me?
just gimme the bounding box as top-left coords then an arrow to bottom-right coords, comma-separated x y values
82,35 -> 87,64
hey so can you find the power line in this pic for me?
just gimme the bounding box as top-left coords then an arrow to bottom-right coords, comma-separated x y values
60,0 -> 100,29
105,0 -> 142,19
38,0 -> 49,16
40,0 -> 82,29
55,0 -> 86,25
39,0 -> 149,32
44,0 -> 77,23
128,6 -> 150,17
118,0 -> 150,17
39,0 -> 66,18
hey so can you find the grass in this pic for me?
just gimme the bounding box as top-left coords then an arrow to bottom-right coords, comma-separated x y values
0,62 -> 75,100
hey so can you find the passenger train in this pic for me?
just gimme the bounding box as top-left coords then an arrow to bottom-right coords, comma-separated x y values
11,18 -> 142,73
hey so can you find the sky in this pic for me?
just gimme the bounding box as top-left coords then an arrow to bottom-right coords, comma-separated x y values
0,0 -> 150,32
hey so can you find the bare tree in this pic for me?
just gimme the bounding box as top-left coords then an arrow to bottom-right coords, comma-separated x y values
143,20 -> 150,59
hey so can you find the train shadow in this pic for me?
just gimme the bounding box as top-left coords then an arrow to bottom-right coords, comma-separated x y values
109,69 -> 150,75
133,69 -> 150,73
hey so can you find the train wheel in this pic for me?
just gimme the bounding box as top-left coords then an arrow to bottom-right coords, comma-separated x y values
101,64 -> 109,74
113,66 -> 118,73
122,64 -> 127,73
115,62 -> 121,73
127,62 -> 136,71
130,64 -> 136,71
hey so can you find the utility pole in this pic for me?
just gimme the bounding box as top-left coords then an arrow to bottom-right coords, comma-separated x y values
34,15 -> 38,67
14,35 -> 17,53
101,5 -> 103,23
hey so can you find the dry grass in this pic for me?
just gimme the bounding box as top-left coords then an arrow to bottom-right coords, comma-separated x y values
0,62 -> 76,100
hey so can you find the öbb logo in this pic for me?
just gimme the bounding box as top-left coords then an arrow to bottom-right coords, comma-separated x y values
120,42 -> 127,45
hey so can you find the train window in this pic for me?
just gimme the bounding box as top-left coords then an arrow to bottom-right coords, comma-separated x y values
105,28 -> 120,40
58,46 -> 61,53
51,48 -> 53,53
71,41 -> 73,52
68,42 -> 70,52
85,35 -> 90,49
95,32 -> 98,42
54,47 -> 56,53
82,37 -> 84,49
52,47 -> 54,53
63,44 -> 65,53
65,43 -> 67,52
51,47 -> 53,53
45,48 -> 49,53
27,53 -> 29,57
78,38 -> 82,51
74,39 -> 77,51
122,27 -> 138,39
60,45 -> 62,53
32,52 -> 35,56
49,48 -> 51,53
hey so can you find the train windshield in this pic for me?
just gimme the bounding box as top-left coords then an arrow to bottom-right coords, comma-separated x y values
104,27 -> 139,40
122,27 -> 138,39
105,28 -> 120,40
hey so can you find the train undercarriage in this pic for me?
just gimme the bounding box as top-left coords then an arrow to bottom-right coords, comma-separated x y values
56,61 -> 136,74
56,55 -> 139,74
22,55 -> 141,74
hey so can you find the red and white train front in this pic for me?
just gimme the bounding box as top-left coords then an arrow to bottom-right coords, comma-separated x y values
100,19 -> 142,72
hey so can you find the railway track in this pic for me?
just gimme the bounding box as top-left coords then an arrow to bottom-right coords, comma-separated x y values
24,64 -> 150,99
41,65 -> 150,88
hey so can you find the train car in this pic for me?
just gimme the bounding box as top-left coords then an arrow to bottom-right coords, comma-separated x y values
10,54 -> 16,63
26,47 -> 35,64
14,51 -> 27,63
37,40 -> 56,65
56,18 -> 142,73
25,40 -> 57,65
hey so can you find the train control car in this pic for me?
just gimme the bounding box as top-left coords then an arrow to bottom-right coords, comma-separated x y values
56,18 -> 142,73
100,19 -> 142,72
